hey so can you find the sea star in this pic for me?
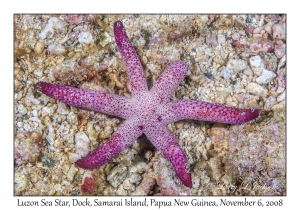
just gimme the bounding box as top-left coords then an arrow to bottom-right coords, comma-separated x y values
36,20 -> 260,188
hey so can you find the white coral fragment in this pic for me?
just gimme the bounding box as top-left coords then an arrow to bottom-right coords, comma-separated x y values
249,55 -> 265,75
39,17 -> 68,40
256,69 -> 276,84
75,132 -> 91,157
78,31 -> 94,45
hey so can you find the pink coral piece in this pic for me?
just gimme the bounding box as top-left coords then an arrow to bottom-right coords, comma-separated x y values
64,14 -> 88,26
36,20 -> 260,188
232,38 -> 274,53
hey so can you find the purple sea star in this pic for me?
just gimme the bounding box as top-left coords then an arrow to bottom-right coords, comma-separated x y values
36,20 -> 260,188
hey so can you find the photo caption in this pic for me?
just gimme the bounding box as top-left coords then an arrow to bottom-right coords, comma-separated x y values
16,197 -> 285,208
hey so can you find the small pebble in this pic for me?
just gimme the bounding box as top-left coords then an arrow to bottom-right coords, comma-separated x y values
275,43 -> 286,59
67,164 -> 78,181
14,172 -> 28,192
99,32 -> 112,47
129,161 -> 149,173
43,115 -> 51,126
249,55 -> 264,75
226,58 -> 247,72
17,122 -> 23,128
123,179 -> 135,192
107,165 -> 128,188
28,97 -> 40,105
217,33 -> 226,45
232,32 -> 240,40
32,109 -> 38,117
128,173 -> 142,185
144,150 -> 153,161
245,83 -> 268,97
46,126 -> 55,145
34,40 -> 45,54
243,66 -> 253,76
277,91 -> 286,102
87,122 -> 97,141
57,103 -> 70,115
78,31 -> 94,45
272,101 -> 285,112
67,112 -> 78,124
18,104 -> 28,115
75,132 -> 91,157
34,71 -> 43,77
100,125 -> 113,139
264,96 -> 277,111
23,123 -> 31,131
256,69 -> 276,84
272,23 -> 286,40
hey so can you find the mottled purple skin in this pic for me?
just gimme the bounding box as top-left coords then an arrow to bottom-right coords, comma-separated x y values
36,20 -> 260,188
76,119 -> 143,169
36,82 -> 132,119
160,100 -> 260,124
114,21 -> 148,97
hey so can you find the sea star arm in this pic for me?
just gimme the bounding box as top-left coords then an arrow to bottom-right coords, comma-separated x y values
75,119 -> 143,169
144,125 -> 192,188
114,21 -> 148,96
150,60 -> 188,104
36,81 -> 132,119
160,100 -> 260,124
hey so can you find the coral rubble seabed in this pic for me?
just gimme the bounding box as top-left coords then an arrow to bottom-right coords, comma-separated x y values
14,14 -> 286,195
